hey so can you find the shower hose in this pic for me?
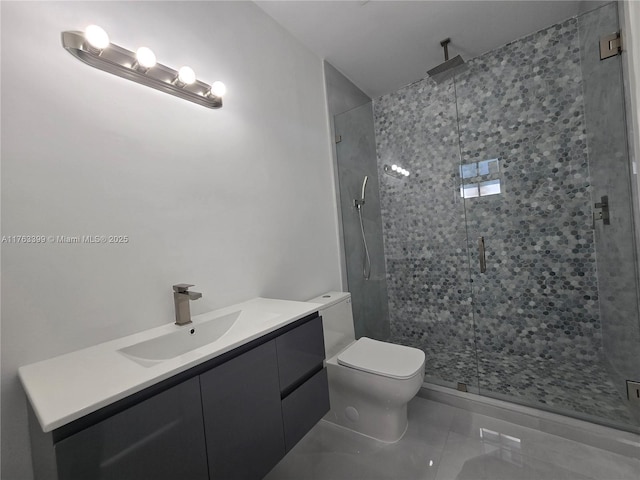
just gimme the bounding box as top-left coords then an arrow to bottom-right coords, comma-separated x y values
357,206 -> 371,280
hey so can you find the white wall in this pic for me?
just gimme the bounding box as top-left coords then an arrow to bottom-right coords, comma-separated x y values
0,1 -> 341,478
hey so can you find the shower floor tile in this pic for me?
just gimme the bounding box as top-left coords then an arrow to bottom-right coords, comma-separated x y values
476,352 -> 634,425
265,397 -> 640,480
392,335 -> 634,426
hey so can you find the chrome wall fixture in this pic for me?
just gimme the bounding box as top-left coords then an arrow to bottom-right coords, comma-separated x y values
383,164 -> 411,178
61,25 -> 226,109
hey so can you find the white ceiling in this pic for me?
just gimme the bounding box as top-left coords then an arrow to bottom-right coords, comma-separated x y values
256,0 -> 599,98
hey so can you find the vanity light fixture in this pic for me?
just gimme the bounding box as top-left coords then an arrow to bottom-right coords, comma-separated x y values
61,25 -> 225,109
176,66 -> 196,86
384,164 -> 410,178
84,24 -> 110,51
133,47 -> 156,72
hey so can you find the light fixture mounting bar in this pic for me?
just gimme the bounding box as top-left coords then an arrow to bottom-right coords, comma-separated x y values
61,31 -> 222,109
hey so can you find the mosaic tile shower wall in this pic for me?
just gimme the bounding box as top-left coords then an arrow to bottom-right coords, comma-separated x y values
374,78 -> 478,388
456,21 -> 601,359
374,6 -> 635,426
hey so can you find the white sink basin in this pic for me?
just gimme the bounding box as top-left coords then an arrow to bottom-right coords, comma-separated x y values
119,311 -> 241,367
20,298 -> 322,432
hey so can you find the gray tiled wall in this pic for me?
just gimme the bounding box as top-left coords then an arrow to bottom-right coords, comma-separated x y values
374,3 -> 639,428
456,17 -> 600,361
374,79 -> 479,389
325,62 -> 391,341
334,103 -> 390,341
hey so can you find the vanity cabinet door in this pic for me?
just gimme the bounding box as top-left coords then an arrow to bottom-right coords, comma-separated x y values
200,340 -> 285,480
55,376 -> 209,480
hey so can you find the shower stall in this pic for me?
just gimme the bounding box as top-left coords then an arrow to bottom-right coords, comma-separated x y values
333,2 -> 640,432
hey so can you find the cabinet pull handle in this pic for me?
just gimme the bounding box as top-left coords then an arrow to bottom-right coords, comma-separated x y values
478,236 -> 486,274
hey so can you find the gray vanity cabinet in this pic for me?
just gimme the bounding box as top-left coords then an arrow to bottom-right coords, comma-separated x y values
200,340 -> 285,480
28,312 -> 328,480
54,377 -> 209,480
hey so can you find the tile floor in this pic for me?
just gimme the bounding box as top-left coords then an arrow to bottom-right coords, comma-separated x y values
265,397 -> 640,480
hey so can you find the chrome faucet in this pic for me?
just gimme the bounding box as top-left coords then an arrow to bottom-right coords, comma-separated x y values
173,284 -> 202,326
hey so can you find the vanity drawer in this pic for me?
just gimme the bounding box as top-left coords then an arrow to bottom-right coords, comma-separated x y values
275,315 -> 325,394
281,367 -> 329,452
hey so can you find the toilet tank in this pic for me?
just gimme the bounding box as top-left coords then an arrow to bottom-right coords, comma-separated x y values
307,292 -> 355,359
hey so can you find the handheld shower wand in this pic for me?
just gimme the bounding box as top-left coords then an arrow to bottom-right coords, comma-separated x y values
361,175 -> 368,203
354,175 -> 368,208
354,176 -> 371,280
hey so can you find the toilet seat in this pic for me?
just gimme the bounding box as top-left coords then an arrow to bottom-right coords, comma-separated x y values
337,337 -> 425,380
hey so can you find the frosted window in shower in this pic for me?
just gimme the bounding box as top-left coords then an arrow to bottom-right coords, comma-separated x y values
460,158 -> 501,198
460,183 -> 480,198
479,179 -> 501,196
460,163 -> 478,179
478,158 -> 499,175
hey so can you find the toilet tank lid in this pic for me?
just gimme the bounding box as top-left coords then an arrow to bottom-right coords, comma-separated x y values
337,337 -> 425,380
307,291 -> 351,310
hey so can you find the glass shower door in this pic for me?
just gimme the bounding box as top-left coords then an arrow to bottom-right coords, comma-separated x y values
373,79 -> 480,392
456,2 -> 640,429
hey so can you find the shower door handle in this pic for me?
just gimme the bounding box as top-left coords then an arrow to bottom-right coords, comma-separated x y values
478,236 -> 486,274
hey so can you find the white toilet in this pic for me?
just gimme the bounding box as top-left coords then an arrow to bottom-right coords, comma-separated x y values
308,291 -> 425,443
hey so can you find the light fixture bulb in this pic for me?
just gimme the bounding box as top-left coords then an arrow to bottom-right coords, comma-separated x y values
85,25 -> 110,50
135,47 -> 156,69
404,170 -> 410,176
391,164 -> 398,171
178,66 -> 196,85
210,81 -> 226,97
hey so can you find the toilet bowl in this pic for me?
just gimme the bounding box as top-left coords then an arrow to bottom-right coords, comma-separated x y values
308,292 -> 425,443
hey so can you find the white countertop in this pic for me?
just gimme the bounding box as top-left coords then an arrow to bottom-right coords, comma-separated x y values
19,298 -> 322,432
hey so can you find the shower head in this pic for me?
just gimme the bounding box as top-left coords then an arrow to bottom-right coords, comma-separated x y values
427,38 -> 466,84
